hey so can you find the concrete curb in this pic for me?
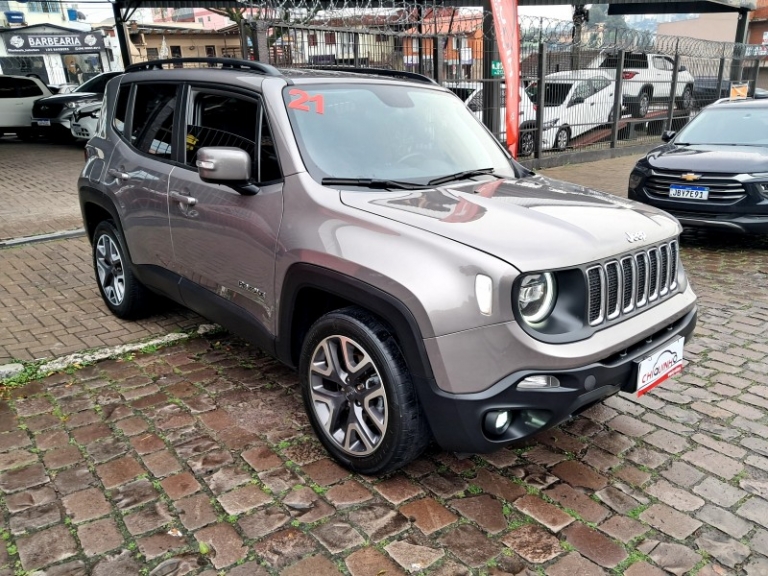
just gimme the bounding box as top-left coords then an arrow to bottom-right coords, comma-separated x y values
0,228 -> 86,248
0,323 -> 220,384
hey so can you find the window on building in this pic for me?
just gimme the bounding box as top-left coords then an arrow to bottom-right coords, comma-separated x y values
308,34 -> 318,47
146,48 -> 159,60
221,47 -> 239,58
170,46 -> 182,67
411,38 -> 419,52
375,34 -> 386,43
325,32 -> 336,46
131,84 -> 177,159
205,45 -> 216,57
27,2 -> 57,13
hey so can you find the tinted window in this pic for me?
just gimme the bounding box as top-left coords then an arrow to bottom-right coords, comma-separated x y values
18,79 -> 43,97
186,93 -> 257,167
131,84 -> 177,159
0,77 -> 17,98
600,53 -> 648,69
186,92 -> 281,183
527,82 -> 573,106
113,84 -> 130,135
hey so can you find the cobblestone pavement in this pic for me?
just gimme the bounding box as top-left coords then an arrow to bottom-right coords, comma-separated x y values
0,237 -> 200,364
0,138 -> 85,241
3,150 -> 768,575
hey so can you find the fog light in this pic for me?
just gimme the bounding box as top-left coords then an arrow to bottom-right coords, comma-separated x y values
484,410 -> 512,436
517,375 -> 560,389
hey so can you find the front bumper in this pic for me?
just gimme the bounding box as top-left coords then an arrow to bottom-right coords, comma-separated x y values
32,115 -> 72,130
419,305 -> 697,454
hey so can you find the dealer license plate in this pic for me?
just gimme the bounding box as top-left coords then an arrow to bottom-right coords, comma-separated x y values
36,119 -> 51,127
669,185 -> 708,200
634,336 -> 684,397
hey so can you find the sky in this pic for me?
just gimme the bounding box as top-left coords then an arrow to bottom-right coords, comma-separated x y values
74,2 -> 574,25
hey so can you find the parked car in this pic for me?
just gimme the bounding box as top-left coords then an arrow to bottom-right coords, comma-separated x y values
590,51 -> 695,118
628,98 -> 768,233
80,59 -> 697,474
0,74 -> 53,140
693,77 -> 768,107
524,71 -> 617,150
70,101 -> 102,140
444,81 -> 537,154
32,71 -> 121,140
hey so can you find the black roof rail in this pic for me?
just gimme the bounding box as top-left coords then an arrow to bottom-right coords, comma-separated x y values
306,66 -> 437,85
124,57 -> 282,76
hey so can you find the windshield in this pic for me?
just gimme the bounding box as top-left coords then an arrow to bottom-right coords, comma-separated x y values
525,82 -> 573,107
284,83 -> 517,184
675,107 -> 768,145
75,73 -> 113,94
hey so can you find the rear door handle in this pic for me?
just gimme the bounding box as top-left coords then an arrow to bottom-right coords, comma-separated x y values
108,168 -> 129,180
170,190 -> 197,206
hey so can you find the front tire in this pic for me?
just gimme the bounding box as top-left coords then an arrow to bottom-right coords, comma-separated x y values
518,131 -> 535,157
92,220 -> 153,319
554,127 -> 570,151
299,307 -> 430,475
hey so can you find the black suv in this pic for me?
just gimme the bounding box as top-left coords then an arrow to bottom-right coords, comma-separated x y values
628,98 -> 768,234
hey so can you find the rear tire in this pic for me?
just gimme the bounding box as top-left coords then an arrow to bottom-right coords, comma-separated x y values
518,131 -> 535,157
299,307 -> 431,475
92,220 -> 154,319
676,85 -> 693,110
631,89 -> 651,118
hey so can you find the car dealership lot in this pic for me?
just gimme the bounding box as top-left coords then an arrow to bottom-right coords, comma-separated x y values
2,141 -> 768,574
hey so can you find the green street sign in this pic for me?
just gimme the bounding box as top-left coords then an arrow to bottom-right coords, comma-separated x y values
491,61 -> 504,77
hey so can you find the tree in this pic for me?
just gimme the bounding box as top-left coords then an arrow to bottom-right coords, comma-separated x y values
587,4 -> 628,29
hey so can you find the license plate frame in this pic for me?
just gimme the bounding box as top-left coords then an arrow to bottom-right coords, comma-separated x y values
634,336 -> 685,397
669,185 -> 709,200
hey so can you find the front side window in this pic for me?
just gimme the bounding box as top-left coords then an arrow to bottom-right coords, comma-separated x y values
131,84 -> 177,159
527,82 -> 574,107
283,83 -> 516,183
186,92 -> 282,183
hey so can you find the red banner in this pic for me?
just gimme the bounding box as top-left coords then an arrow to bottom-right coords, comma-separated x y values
488,0 -> 520,157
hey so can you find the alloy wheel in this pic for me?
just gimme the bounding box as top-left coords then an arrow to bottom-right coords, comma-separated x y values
95,234 -> 126,306
308,335 -> 388,456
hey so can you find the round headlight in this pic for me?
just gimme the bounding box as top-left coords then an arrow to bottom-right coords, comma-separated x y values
518,273 -> 556,324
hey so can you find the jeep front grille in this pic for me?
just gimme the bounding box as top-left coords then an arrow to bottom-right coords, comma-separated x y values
586,240 -> 679,327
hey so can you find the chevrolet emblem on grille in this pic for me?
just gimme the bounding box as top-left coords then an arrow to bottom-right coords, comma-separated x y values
681,172 -> 701,182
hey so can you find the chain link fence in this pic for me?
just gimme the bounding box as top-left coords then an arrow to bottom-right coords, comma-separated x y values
237,7 -> 766,160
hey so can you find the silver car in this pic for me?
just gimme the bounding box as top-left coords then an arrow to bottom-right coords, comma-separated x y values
78,58 -> 697,474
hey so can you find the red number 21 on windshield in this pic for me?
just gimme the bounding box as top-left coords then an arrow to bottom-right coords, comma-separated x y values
288,89 -> 325,114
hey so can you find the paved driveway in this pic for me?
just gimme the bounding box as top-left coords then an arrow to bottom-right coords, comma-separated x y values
1,144 -> 768,575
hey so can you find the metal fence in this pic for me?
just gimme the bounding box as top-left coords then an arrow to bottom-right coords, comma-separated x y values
241,9 -> 767,160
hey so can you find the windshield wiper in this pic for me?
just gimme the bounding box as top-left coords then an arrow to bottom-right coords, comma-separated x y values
321,178 -> 427,190
427,168 -> 498,186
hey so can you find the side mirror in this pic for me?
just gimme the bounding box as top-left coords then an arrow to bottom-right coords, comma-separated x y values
661,130 -> 676,142
196,147 -> 252,184
678,65 -> 687,72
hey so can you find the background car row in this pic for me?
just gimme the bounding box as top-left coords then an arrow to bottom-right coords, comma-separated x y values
0,71 -> 120,142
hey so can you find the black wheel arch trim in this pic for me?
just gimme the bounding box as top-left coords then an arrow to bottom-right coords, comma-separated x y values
277,263 -> 436,385
79,185 -> 125,246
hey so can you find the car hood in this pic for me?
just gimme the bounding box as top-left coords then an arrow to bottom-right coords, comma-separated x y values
646,143 -> 768,174
36,92 -> 100,105
340,174 -> 679,271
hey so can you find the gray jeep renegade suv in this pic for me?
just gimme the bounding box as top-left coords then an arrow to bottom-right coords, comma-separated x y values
78,58 -> 697,474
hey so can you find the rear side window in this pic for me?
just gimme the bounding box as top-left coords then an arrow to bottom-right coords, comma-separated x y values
18,79 -> 43,97
131,84 -> 177,159
113,85 -> 130,136
0,77 -> 17,98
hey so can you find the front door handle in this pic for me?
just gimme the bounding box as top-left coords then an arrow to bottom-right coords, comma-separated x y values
170,190 -> 197,206
108,168 -> 129,180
